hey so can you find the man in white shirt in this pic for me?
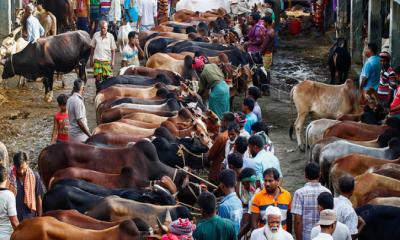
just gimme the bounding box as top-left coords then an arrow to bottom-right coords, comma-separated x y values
0,165 -> 19,240
334,175 -> 359,237
138,0 -> 158,30
312,210 -> 336,240
90,20 -> 117,90
250,205 -> 293,240
25,4 -> 45,43
311,192 -> 351,240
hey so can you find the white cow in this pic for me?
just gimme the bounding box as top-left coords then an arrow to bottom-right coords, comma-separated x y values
176,0 -> 231,13
117,24 -> 133,53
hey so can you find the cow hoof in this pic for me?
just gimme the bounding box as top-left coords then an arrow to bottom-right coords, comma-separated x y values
298,145 -> 305,152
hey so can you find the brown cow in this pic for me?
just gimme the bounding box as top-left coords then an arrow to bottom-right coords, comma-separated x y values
86,133 -> 140,146
351,173 -> 400,207
100,107 -> 176,123
323,121 -> 387,141
10,217 -> 140,240
118,66 -> 183,85
43,210 -> 120,230
146,53 -> 189,76
290,79 -> 361,151
118,118 -> 161,129
368,197 -> 400,207
92,122 -> 156,138
38,140 -> 187,189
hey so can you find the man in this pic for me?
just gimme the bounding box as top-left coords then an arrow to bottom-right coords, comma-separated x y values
208,112 -> 236,183
334,175 -> 359,237
360,43 -> 381,91
90,20 -> 117,90
193,56 -> 230,118
389,66 -> 400,118
137,0 -> 158,31
247,86 -> 262,121
244,12 -> 266,54
124,0 -> 139,29
66,79 -> 91,142
7,152 -> 43,221
24,4 -> 45,43
227,152 -> 243,176
74,0 -> 90,32
250,168 -> 291,231
311,192 -> 351,240
291,162 -> 331,240
90,0 -> 101,36
243,98 -> 258,134
251,121 -> 274,154
248,135 -> 282,184
0,165 -> 19,238
218,169 -> 243,234
260,16 -> 275,96
312,210 -> 336,240
193,192 -> 238,240
250,206 -> 294,240
224,122 -> 241,166
377,51 -> 396,108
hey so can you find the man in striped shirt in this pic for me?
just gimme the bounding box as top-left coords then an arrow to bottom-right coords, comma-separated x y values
377,51 -> 396,109
291,163 -> 331,240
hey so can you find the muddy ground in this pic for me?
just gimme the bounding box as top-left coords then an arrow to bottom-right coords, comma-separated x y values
0,30 -> 332,193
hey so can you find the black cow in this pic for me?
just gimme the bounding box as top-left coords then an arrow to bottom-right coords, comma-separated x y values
244,52 -> 269,94
152,137 -> 209,169
356,204 -> 400,240
43,179 -> 176,213
328,38 -> 351,85
1,31 -> 90,102
378,118 -> 400,147
145,37 -> 178,58
96,74 -> 174,92
37,0 -> 75,32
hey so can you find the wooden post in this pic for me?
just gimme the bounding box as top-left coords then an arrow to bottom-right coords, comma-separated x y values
350,0 -> 363,64
368,0 -> 382,50
390,0 -> 400,67
0,0 -> 12,39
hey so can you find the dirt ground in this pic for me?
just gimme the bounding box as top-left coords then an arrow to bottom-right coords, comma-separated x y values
0,30 -> 332,193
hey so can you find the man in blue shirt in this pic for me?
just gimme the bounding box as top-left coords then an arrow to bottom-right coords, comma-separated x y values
360,43 -> 381,91
25,4 -> 45,43
243,97 -> 258,134
218,169 -> 243,234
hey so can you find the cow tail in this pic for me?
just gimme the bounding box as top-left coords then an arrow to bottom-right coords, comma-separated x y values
305,123 -> 311,161
289,87 -> 295,140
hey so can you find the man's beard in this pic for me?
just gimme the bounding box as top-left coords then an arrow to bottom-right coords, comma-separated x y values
264,225 -> 285,240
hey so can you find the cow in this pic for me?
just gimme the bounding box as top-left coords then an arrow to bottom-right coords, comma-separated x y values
328,38 -> 351,85
10,217 -> 140,240
323,121 -> 387,141
319,138 -> 400,188
86,196 -> 191,232
145,53 -> 196,79
356,205 -> 400,240
1,31 -> 90,102
43,179 -> 176,213
0,142 -> 9,170
367,197 -> 400,207
37,0 -> 76,32
310,137 -> 341,163
111,98 -> 181,113
305,119 -> 339,160
290,79 -> 361,151
92,123 -> 156,139
119,66 -> 183,85
117,23 -> 132,53
351,173 -> 400,207
96,75 -> 177,92
38,140 -> 188,189
99,107 -> 176,124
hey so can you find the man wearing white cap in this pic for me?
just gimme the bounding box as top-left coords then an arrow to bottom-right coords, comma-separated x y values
312,209 -> 336,240
250,205 -> 293,240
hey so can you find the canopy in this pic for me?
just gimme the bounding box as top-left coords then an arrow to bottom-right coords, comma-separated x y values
176,0 -> 231,13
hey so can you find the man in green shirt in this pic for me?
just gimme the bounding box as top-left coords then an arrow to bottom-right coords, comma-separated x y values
193,192 -> 238,240
193,56 -> 230,118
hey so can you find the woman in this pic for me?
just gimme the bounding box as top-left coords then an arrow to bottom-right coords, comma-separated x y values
193,56 -> 230,118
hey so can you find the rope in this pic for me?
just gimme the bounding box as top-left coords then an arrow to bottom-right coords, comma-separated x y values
176,144 -> 204,168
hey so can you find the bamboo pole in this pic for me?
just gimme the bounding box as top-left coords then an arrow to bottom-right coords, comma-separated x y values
175,165 -> 218,189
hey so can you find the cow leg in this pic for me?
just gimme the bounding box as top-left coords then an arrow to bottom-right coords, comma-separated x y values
295,112 -> 307,152
43,73 -> 54,102
78,60 -> 88,84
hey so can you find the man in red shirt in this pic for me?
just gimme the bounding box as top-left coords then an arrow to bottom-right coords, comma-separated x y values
377,52 -> 396,109
389,66 -> 400,119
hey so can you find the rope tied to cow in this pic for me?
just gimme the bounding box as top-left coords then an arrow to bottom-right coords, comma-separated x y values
176,143 -> 205,168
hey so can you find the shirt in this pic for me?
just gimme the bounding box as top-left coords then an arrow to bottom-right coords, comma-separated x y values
251,149 -> 282,183
360,55 -> 381,91
244,112 -> 258,134
377,66 -> 396,101
91,32 -> 117,61
312,232 -> 334,240
390,86 -> 400,115
73,0 -> 90,17
250,187 -> 291,229
218,192 -> 243,234
66,93 -> 89,142
0,189 -> 17,240
124,0 -> 139,22
311,221 -> 351,240
139,0 -> 157,26
15,172 -> 43,221
109,0 -> 122,22
199,64 -> 225,92
253,102 -> 262,121
291,182 -> 331,240
334,196 -> 358,235
260,27 -> 275,55
55,112 -> 69,142
247,21 -> 266,53
250,227 -> 294,240
99,0 -> 111,14
26,15 -> 44,43
193,215 -> 238,240
122,43 -> 140,66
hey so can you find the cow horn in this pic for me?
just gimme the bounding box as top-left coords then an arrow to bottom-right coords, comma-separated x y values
156,217 -> 169,234
165,209 -> 172,223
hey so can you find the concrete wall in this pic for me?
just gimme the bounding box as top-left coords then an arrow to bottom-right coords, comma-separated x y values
0,0 -> 11,39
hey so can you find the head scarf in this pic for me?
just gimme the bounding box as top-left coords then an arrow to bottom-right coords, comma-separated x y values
192,56 -> 206,71
169,218 -> 196,236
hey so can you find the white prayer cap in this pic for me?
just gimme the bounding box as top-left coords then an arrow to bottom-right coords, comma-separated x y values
263,206 -> 282,220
